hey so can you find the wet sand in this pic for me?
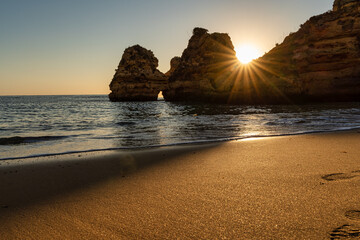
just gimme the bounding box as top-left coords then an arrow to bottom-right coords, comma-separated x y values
0,130 -> 360,239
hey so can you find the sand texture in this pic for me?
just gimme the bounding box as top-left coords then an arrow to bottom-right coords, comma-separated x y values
0,130 -> 360,239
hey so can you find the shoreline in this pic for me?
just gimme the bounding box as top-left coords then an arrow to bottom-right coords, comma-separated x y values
1,129 -> 360,239
1,127 -> 359,161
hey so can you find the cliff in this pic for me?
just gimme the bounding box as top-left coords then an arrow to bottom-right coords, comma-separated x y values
253,0 -> 360,103
109,45 -> 167,101
333,0 -> 358,11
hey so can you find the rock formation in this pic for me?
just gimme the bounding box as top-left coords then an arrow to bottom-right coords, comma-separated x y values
109,45 -> 167,101
333,0 -> 359,11
165,56 -> 181,77
163,0 -> 360,104
163,28 -> 239,102
253,0 -> 360,103
109,0 -> 359,104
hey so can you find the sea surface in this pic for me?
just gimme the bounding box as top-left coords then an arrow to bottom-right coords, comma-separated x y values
0,95 -> 359,160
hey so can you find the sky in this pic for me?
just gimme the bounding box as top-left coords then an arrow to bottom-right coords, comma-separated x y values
0,0 -> 333,95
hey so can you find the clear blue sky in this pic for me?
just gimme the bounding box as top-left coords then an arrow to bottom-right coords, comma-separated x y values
0,0 -> 333,95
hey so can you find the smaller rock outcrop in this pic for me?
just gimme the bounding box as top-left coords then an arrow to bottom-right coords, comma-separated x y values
165,56 -> 181,77
109,45 -> 167,101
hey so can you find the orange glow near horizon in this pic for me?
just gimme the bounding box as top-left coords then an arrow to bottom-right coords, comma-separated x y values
235,45 -> 262,64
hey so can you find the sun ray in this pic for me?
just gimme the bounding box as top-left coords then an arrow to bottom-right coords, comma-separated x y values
249,60 -> 293,103
195,42 -> 295,104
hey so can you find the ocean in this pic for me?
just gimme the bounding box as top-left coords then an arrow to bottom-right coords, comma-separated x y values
0,95 -> 359,160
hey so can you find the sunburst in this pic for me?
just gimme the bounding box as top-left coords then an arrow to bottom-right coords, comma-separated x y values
235,45 -> 262,64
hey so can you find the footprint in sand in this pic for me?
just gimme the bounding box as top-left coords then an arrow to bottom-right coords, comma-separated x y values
322,173 -> 358,181
345,210 -> 360,221
322,171 -> 360,181
329,211 -> 360,239
330,224 -> 360,239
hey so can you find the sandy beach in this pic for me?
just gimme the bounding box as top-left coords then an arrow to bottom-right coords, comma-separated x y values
0,130 -> 360,239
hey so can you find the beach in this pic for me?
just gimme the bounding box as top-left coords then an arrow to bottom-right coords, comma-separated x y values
0,130 -> 359,239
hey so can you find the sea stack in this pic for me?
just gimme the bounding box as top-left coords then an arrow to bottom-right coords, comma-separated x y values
163,27 -> 239,103
109,45 -> 167,101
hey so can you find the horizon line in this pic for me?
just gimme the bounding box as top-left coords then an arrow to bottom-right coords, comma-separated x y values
0,93 -> 109,97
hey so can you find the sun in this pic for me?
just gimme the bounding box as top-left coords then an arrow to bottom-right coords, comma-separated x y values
235,45 -> 261,64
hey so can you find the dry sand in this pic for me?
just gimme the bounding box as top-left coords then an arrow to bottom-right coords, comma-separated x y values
0,130 -> 360,239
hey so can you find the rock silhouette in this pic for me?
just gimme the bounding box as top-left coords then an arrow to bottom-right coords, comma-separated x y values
333,0 -> 358,11
163,27 -> 239,102
165,56 -> 181,77
109,0 -> 360,104
254,0 -> 360,103
109,45 -> 167,101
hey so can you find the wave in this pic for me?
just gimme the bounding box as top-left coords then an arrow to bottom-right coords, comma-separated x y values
0,126 -> 359,161
0,135 -> 69,145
